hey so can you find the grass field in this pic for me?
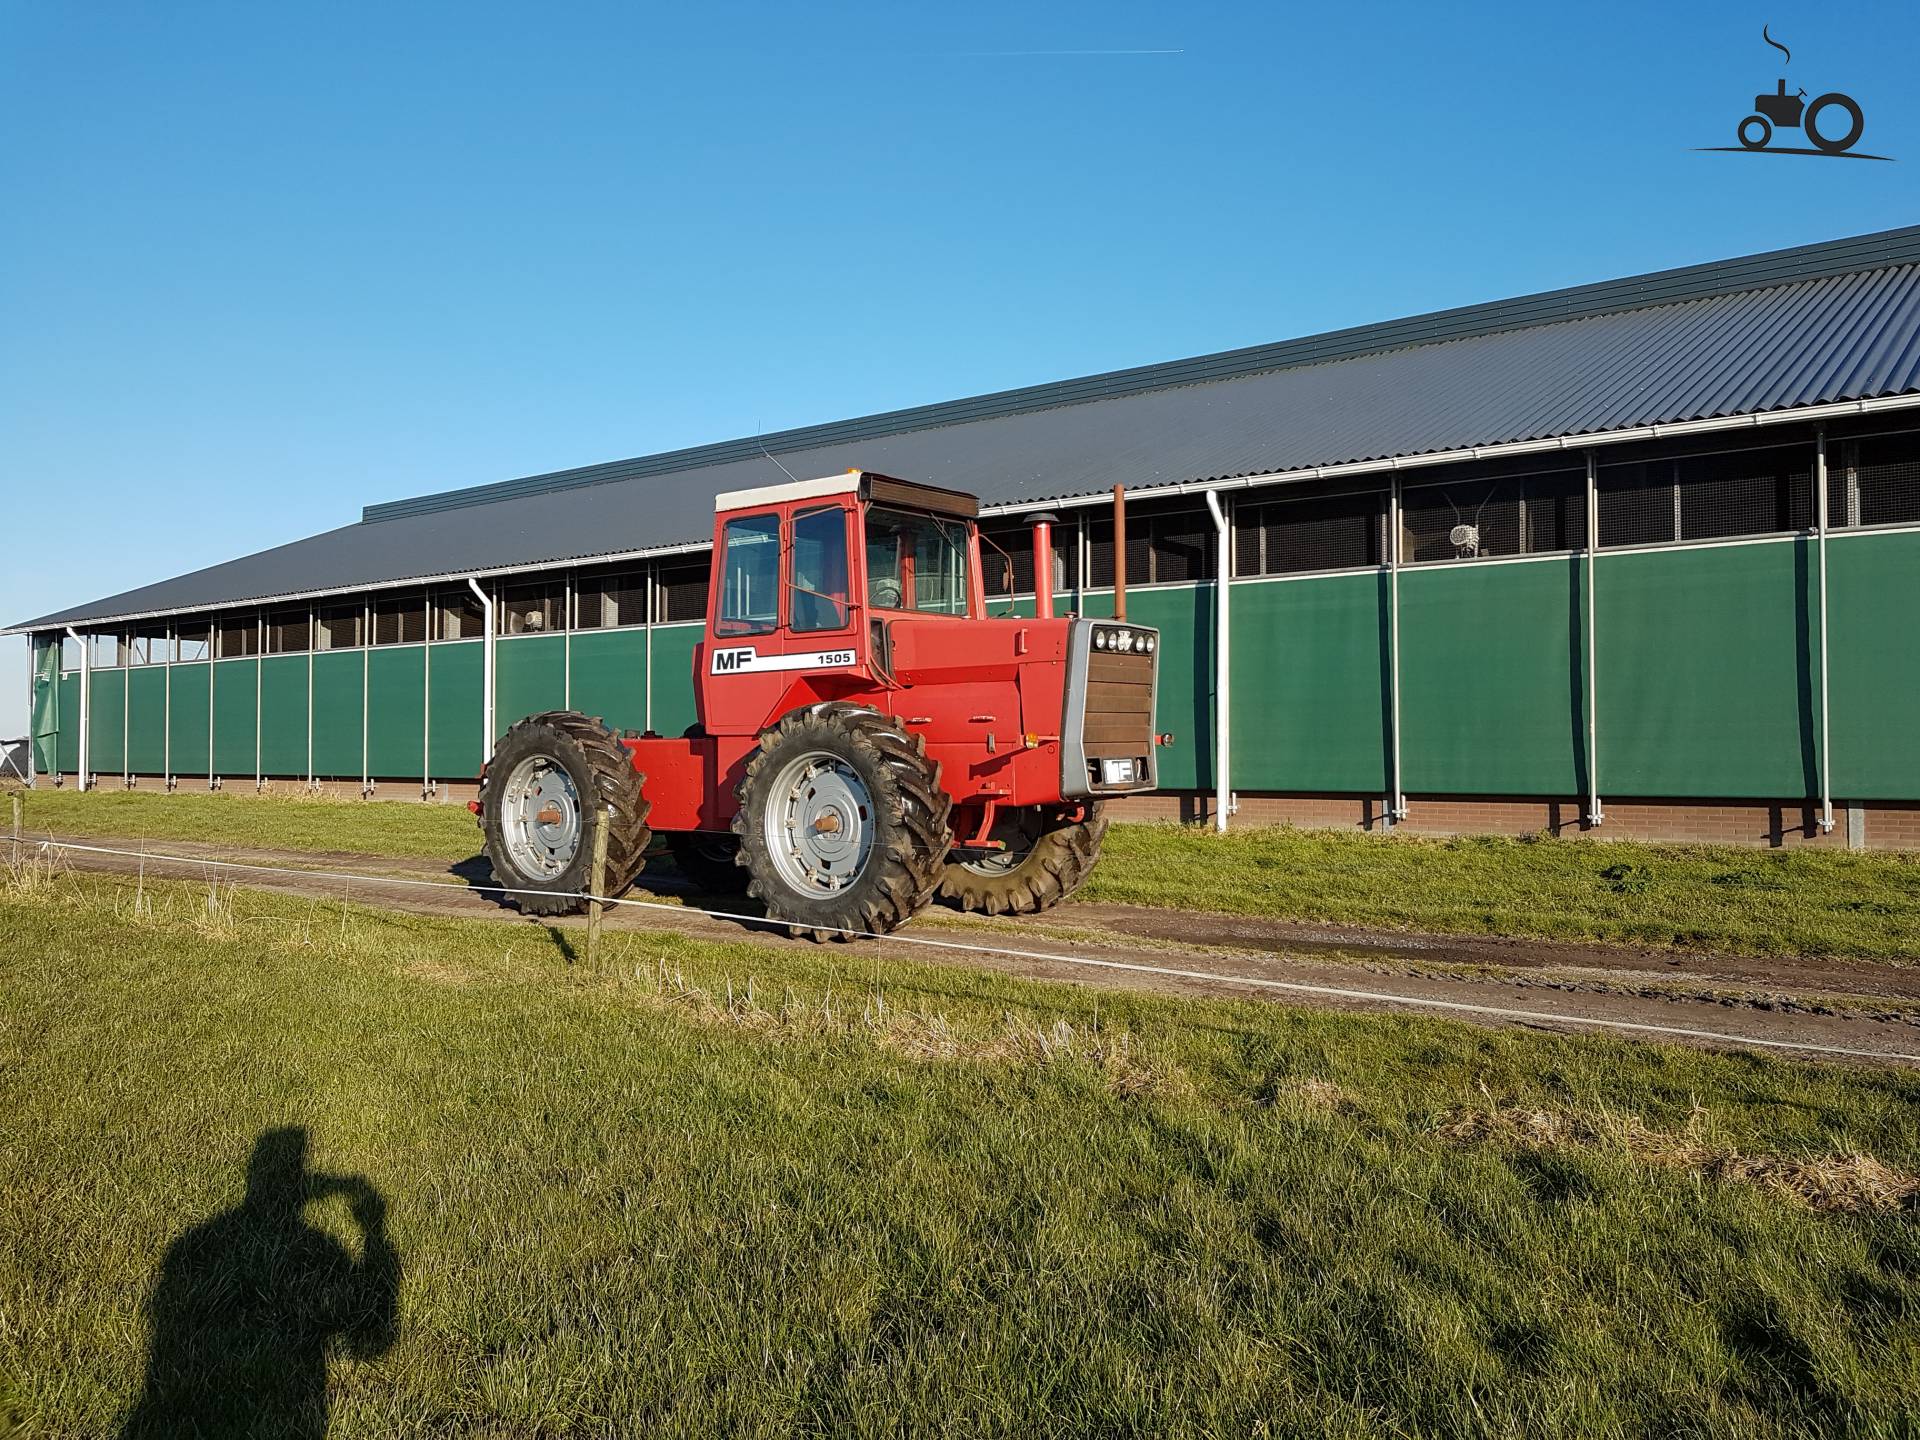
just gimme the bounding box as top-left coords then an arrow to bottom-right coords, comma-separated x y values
2,859 -> 1919,1437
13,788 -> 1920,962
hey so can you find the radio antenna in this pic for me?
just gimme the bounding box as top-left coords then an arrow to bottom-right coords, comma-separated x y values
757,427 -> 800,484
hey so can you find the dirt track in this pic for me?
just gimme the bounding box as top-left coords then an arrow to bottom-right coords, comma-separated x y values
24,831 -> 1920,1067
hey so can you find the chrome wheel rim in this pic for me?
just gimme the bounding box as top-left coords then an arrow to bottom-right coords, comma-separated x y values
763,751 -> 873,895
501,756 -> 582,881
957,812 -> 1042,876
959,849 -> 1026,877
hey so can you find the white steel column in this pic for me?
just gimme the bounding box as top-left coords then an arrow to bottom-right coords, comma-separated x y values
1815,427 -> 1834,832
254,611 -> 263,790
468,577 -> 495,759
422,601 -> 433,798
644,565 -> 656,733
163,622 -> 173,786
23,640 -> 36,787
208,629 -> 217,790
1585,452 -> 1604,827
65,628 -> 89,790
361,599 -> 371,794
1386,478 -> 1406,822
1203,490 -> 1231,832
307,606 -> 315,787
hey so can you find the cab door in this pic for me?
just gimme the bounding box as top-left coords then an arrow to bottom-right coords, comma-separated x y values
783,502 -> 860,674
701,509 -> 787,736
699,500 -> 863,738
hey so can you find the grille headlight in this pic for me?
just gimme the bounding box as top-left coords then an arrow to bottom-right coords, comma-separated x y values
1094,630 -> 1109,650
1143,633 -> 1156,653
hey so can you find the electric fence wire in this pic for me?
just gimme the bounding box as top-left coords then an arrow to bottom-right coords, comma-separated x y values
17,834 -> 1920,1066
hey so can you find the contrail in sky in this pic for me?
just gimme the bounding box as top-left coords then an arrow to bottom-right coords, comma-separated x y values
921,48 -> 1185,57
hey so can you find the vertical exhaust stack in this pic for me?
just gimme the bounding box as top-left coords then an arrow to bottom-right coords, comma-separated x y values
1111,484 -> 1127,621
1030,512 -> 1059,620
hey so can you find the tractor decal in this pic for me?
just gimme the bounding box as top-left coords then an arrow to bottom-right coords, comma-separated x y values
709,646 -> 858,676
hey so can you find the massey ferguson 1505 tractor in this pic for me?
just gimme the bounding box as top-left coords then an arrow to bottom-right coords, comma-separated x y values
475,470 -> 1163,940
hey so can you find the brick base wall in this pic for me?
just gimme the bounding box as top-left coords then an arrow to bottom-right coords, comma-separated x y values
33,774 -> 1920,850
1106,790 -> 1920,850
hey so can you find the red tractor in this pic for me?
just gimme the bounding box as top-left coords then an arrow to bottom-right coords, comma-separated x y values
475,471 -> 1162,939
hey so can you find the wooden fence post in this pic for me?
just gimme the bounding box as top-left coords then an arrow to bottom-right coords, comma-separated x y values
587,805 -> 609,971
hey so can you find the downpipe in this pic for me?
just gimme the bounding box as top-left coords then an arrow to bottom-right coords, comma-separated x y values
1203,491 -> 1231,833
467,577 -> 495,764
64,627 -> 89,791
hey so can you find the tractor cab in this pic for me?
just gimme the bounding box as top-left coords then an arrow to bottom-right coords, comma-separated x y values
695,470 -> 986,738
477,468 -> 1164,943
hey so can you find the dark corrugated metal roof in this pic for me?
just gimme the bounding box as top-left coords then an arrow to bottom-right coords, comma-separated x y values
15,227 -> 1920,633
363,223 -> 1920,524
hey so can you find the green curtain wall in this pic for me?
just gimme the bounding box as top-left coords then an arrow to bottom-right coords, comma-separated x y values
167,664 -> 211,776
127,668 -> 168,774
33,530 -> 1920,802
311,651 -> 366,780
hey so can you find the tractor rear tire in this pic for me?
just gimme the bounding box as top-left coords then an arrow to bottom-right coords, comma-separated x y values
667,833 -> 746,893
733,702 -> 952,941
479,711 -> 651,916
938,804 -> 1108,916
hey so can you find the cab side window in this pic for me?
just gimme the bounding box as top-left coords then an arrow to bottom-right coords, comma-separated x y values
790,506 -> 850,632
716,513 -> 780,636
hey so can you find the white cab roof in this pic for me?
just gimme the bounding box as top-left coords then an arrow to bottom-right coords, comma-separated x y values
715,471 -> 861,512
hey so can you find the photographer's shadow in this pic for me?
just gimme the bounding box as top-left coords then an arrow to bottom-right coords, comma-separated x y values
119,1127 -> 400,1439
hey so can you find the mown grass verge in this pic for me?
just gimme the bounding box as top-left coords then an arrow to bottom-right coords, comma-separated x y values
12,788 -> 1920,961
2,859 -> 1919,1436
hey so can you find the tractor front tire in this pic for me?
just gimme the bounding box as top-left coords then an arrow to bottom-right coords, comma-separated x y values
938,804 -> 1108,917
479,711 -> 651,916
733,702 -> 952,941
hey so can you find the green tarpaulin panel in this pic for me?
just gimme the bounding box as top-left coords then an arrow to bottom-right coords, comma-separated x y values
1597,540 -> 1815,799
259,656 -> 310,778
1080,587 -> 1213,792
56,674 -> 79,774
89,669 -> 126,776
1826,529 -> 1920,800
1400,557 -> 1587,796
646,625 -> 703,738
494,635 -> 566,740
168,664 -> 211,776
367,647 -> 425,779
427,643 -> 482,779
212,661 -> 258,777
570,630 -> 649,735
310,651 -> 365,780
127,668 -> 168,774
31,640 -> 58,776
1228,573 -> 1389,794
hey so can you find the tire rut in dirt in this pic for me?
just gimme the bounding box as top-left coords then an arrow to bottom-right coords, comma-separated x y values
733,701 -> 952,941
939,804 -> 1108,917
478,711 -> 651,916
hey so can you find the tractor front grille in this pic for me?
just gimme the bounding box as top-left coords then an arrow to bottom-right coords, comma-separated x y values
1060,621 -> 1159,797
1083,650 -> 1155,760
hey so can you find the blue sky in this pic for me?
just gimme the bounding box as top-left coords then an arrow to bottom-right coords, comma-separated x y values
3,0 -> 1915,734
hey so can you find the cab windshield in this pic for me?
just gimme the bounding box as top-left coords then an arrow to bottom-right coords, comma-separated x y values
864,505 -> 971,615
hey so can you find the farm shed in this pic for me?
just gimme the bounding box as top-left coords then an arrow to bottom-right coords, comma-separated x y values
12,225 -> 1920,846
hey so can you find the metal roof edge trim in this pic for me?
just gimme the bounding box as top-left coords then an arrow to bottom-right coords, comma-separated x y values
360,226 -> 1920,525
15,391 -> 1917,637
